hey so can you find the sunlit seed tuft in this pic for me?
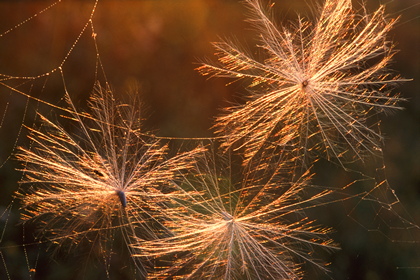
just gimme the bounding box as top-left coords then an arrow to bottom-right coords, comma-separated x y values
198,0 -> 405,165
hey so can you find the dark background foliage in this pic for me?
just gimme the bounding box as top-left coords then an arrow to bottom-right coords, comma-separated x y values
0,0 -> 419,279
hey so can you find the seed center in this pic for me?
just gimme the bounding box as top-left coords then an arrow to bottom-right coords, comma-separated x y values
115,190 -> 127,208
301,79 -> 309,88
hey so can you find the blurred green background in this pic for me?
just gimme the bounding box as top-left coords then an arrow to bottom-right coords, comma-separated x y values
0,0 -> 419,279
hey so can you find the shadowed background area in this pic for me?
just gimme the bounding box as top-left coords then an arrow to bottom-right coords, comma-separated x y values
0,0 -> 419,279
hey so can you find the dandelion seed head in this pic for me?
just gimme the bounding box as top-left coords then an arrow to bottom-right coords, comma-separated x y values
199,0 -> 405,164
135,150 -> 336,279
16,83 -> 203,257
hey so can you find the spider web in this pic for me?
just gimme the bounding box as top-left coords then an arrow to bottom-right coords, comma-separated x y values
0,0 -> 419,279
